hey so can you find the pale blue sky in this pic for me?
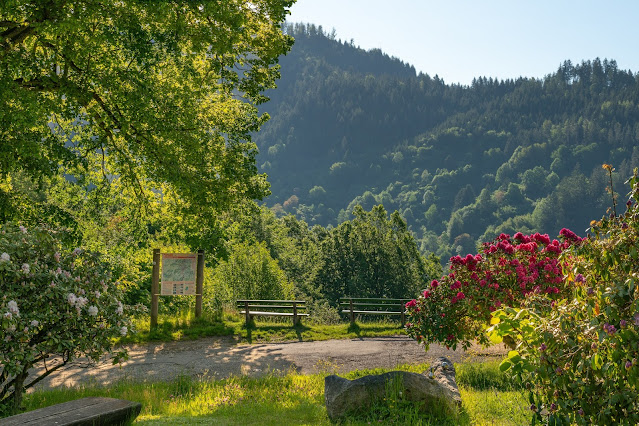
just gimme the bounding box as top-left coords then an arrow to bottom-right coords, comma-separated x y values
288,0 -> 639,85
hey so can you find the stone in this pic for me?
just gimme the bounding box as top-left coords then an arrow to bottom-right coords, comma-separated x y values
324,357 -> 461,421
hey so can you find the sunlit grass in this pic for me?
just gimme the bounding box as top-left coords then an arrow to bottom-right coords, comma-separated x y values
22,362 -> 529,425
119,311 -> 406,345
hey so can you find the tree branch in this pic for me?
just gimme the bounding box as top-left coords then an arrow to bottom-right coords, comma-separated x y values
1,24 -> 34,49
24,357 -> 70,390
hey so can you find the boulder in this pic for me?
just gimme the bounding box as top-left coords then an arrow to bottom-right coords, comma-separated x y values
324,357 -> 461,421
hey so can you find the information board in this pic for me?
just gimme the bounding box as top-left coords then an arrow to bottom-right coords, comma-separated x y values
161,253 -> 197,295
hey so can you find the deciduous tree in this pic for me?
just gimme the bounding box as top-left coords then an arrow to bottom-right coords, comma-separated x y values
1,0 -> 294,232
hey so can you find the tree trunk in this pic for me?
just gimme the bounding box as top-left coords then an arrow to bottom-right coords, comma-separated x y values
10,372 -> 26,415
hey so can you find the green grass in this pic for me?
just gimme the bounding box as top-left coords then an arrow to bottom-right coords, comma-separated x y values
22,362 -> 529,425
120,311 -> 406,345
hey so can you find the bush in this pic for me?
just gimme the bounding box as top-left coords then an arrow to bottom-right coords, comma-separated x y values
205,241 -> 293,315
0,222 -> 141,416
489,168 -> 639,425
405,229 -> 582,351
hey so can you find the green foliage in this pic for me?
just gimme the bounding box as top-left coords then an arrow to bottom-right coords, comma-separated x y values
488,169 -> 639,425
1,0 -> 295,271
206,241 -> 293,312
0,222 -> 143,415
314,205 -> 440,304
256,27 -> 639,258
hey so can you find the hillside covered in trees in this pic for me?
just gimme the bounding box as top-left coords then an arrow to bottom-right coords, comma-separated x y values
255,23 -> 639,261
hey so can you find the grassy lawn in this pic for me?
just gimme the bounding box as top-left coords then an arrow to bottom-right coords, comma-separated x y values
119,311 -> 407,345
23,362 -> 529,425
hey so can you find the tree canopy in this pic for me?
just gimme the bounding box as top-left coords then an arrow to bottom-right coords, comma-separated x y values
1,1 -> 294,233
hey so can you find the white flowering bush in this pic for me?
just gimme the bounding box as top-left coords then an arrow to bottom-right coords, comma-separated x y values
0,222 -> 140,416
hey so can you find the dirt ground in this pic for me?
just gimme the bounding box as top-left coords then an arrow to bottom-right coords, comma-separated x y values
30,335 -> 507,391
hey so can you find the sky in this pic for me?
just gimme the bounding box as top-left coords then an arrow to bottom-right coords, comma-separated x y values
288,0 -> 639,85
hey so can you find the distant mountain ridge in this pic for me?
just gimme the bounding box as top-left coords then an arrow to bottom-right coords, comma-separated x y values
255,23 -> 639,260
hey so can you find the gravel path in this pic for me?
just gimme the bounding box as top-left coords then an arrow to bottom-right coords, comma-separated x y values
31,336 -> 506,390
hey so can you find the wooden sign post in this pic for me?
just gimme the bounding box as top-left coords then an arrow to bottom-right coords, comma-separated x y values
151,249 -> 160,329
150,249 -> 204,329
195,249 -> 204,318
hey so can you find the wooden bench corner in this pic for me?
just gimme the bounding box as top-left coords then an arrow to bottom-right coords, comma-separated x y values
0,397 -> 141,426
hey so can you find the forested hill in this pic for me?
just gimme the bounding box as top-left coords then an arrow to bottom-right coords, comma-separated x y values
254,23 -> 639,261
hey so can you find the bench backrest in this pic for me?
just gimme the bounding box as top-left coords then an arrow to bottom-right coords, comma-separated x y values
339,297 -> 412,312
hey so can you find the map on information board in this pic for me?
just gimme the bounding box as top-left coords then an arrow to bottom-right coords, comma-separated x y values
161,253 -> 197,295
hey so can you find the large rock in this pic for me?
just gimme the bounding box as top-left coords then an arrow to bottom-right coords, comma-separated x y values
324,357 -> 461,421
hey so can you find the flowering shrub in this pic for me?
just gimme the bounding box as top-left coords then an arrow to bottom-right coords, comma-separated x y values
0,223 -> 142,416
405,229 -> 582,350
489,169 -> 639,425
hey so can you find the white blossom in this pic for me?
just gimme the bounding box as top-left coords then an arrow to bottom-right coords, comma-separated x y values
88,306 -> 98,316
115,303 -> 124,315
4,312 -> 12,320
72,248 -> 82,256
7,324 -> 16,332
19,225 -> 27,233
30,320 -> 39,327
76,296 -> 88,309
94,291 -> 101,299
120,326 -> 128,336
7,300 -> 19,315
54,252 -> 61,262
0,252 -> 9,262
67,293 -> 77,306
21,263 -> 30,274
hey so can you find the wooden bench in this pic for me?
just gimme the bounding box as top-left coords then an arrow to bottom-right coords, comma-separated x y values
0,397 -> 141,425
236,299 -> 308,325
340,297 -> 413,325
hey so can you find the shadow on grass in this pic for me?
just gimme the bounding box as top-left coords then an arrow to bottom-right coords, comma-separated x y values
347,322 -> 361,337
140,319 -> 235,343
294,322 -> 310,342
241,321 -> 311,344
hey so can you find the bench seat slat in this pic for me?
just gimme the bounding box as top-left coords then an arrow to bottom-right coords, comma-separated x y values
341,310 -> 403,315
240,311 -> 309,317
236,305 -> 306,310
340,303 -> 404,308
236,300 -> 305,303
339,298 -> 412,302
